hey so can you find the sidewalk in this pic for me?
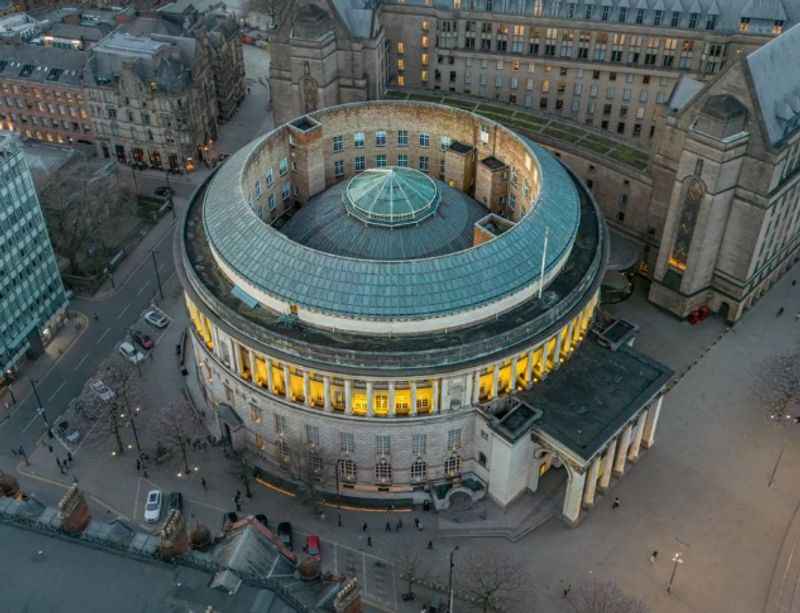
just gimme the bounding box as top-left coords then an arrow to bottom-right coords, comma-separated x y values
0,311 -> 88,425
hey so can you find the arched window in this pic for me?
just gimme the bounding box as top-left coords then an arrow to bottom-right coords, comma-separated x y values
444,454 -> 462,478
376,458 -> 392,483
411,459 -> 427,482
669,177 -> 704,273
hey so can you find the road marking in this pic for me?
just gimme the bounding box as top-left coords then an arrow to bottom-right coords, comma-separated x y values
73,354 -> 89,372
21,412 -> 40,433
96,327 -> 111,345
116,304 -> 131,319
136,280 -> 151,296
46,380 -> 66,404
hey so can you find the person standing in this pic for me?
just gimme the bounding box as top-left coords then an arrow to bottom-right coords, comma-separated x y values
612,497 -> 621,509
362,521 -> 368,533
650,550 -> 659,563
201,477 -> 207,491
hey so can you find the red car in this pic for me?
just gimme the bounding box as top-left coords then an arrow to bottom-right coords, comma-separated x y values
131,329 -> 154,350
305,534 -> 321,560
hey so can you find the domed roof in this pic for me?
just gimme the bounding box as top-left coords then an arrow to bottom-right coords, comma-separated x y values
344,167 -> 439,227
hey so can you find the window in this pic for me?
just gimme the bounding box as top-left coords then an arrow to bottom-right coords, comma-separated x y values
397,41 -> 405,54
334,159 -> 344,177
419,133 -> 430,148
411,459 -> 427,482
376,154 -> 387,168
706,15 -> 717,30
281,182 -> 291,201
277,438 -> 290,462
412,433 -> 427,456
333,135 -> 343,152
267,194 -> 275,210
440,135 -> 452,151
398,75 -> 406,87
340,432 -> 355,454
265,167 -> 273,186
274,414 -> 287,435
249,403 -> 262,423
445,454 -> 462,477
254,180 -> 262,198
421,53 -> 429,66
340,458 -> 357,482
671,11 -> 680,27
305,424 -> 320,447
376,434 -> 391,456
636,9 -> 644,24
255,433 -> 265,450
618,7 -> 627,23
447,428 -> 462,451
354,132 -> 365,148
398,129 -> 408,146
418,156 -> 429,172
654,10 -> 663,25
354,156 -> 365,171
688,12 -> 698,29
398,153 -> 408,167
375,130 -> 386,146
376,458 -> 392,483
279,158 -> 288,176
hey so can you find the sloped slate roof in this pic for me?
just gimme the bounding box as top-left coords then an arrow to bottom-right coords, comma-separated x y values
747,22 -> 800,146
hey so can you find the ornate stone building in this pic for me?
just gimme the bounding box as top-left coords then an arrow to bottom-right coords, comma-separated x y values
176,100 -> 671,524
269,1 -> 800,322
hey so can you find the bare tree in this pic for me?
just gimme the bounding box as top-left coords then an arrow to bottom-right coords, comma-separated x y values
157,401 -> 197,475
398,551 -> 422,597
571,580 -> 649,613
458,553 -> 528,613
38,162 -> 134,274
281,432 -> 336,513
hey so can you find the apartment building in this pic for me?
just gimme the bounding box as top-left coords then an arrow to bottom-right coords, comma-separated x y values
0,45 -> 94,145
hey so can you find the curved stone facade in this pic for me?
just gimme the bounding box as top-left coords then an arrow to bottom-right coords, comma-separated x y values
176,101 -> 609,500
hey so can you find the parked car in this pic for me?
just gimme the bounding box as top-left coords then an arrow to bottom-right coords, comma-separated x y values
130,329 -> 154,350
304,534 -> 321,559
119,341 -> 145,364
56,420 -> 80,444
255,513 -> 269,529
277,522 -> 293,551
154,186 -> 174,198
144,490 -> 162,523
144,309 -> 169,329
89,379 -> 115,401
167,491 -> 183,513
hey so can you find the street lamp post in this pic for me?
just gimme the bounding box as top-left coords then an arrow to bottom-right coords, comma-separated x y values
448,546 -> 459,613
151,249 -> 164,301
30,379 -> 50,429
667,552 -> 684,594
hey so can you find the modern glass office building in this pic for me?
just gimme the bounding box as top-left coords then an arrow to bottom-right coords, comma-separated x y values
0,135 -> 68,374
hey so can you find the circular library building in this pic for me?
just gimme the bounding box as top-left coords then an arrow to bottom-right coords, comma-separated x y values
177,100 -> 669,524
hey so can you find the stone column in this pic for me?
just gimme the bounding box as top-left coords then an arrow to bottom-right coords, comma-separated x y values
266,357 -> 274,392
432,380 -> 439,413
303,372 -> 311,407
582,456 -> 601,508
526,349 -> 535,386
440,378 -> 449,411
628,411 -> 647,462
598,439 -> 616,491
411,382 -> 418,416
562,467 -> 586,527
465,373 -> 474,407
323,376 -> 331,411
211,325 -> 221,360
490,364 -> 499,398
472,372 -> 481,404
553,332 -> 563,367
248,350 -> 257,384
366,381 -> 374,415
283,365 -> 291,401
344,379 -> 352,414
613,424 -> 633,476
642,396 -> 663,449
510,357 -> 518,391
388,381 -> 396,416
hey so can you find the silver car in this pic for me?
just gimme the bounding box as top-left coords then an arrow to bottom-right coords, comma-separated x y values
144,490 -> 162,523
89,379 -> 115,402
144,309 -> 169,329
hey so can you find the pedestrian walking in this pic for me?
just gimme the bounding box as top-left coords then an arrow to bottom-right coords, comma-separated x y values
136,458 -> 141,471
396,518 -> 402,532
235,500 -> 242,512
418,519 -> 424,531
47,444 -> 53,454
66,451 -> 73,465
367,536 -> 372,547
337,512 -> 342,527
563,584 -> 572,598
426,540 -> 433,550
201,477 -> 207,491
778,306 -> 785,317
793,280 -> 797,286
612,497 -> 621,509
235,489 -> 241,499
56,458 -> 64,474
362,521 -> 368,533
385,521 -> 391,532
650,550 -> 659,564
414,517 -> 420,530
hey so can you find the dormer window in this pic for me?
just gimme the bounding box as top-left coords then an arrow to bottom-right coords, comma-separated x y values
688,12 -> 698,29
774,20 -> 785,35
706,15 -> 717,30
739,17 -> 750,33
